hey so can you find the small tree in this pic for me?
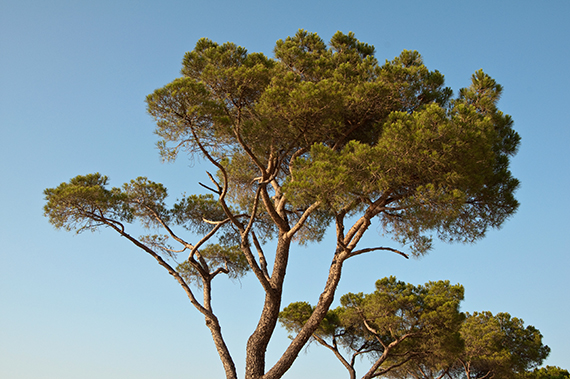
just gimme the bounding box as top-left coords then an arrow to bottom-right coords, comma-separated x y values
453,311 -> 550,379
279,277 -> 465,379
386,311 -> 550,379
44,30 -> 520,379
292,279 -> 549,379
521,366 -> 570,379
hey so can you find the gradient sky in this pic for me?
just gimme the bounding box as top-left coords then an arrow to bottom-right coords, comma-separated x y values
1,1 -> 569,378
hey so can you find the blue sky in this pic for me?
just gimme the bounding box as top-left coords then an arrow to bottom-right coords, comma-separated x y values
1,1 -> 569,378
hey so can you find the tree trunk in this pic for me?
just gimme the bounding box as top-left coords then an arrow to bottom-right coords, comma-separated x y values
263,248 -> 348,379
245,235 -> 292,379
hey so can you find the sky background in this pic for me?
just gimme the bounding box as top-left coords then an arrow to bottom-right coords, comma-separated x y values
1,1 -> 569,378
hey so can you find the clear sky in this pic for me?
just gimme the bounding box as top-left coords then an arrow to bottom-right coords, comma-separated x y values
1,1 -> 568,378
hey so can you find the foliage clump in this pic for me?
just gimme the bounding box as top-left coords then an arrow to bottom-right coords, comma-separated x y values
280,277 -> 550,379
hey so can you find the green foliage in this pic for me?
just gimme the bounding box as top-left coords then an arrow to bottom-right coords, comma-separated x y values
384,310 -> 550,379
279,277 -> 465,375
521,366 -> 570,379
280,278 -> 551,379
45,30 -> 523,379
177,244 -> 250,285
145,29 -> 519,255
458,311 -> 550,379
171,194 -> 227,233
44,173 -> 248,284
43,173 -> 131,232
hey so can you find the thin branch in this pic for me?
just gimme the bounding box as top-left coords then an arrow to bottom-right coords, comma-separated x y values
186,121 -> 244,232
370,354 -> 415,378
251,231 -> 269,279
188,220 -> 229,261
350,247 -> 409,259
232,113 -> 267,178
199,182 -> 221,195
103,218 -> 209,316
313,334 -> 356,379
161,246 -> 188,254
361,334 -> 415,379
206,171 -> 222,193
136,200 -> 194,251
285,200 -> 321,239
243,186 -> 263,239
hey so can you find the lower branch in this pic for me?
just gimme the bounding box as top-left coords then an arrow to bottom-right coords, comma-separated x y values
361,334 -> 413,379
313,334 -> 357,379
107,223 -> 238,379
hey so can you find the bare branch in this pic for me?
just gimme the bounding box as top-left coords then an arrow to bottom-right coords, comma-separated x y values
185,121 -> 245,232
206,171 -> 222,193
135,200 -> 194,251
361,333 -> 415,379
243,186 -> 263,239
285,200 -> 321,239
251,231 -> 269,279
350,247 -> 409,260
260,183 -> 289,232
188,220 -> 229,261
199,182 -> 221,195
313,334 -> 357,379
211,266 -> 230,279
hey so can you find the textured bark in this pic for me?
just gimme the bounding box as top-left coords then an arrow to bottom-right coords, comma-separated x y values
205,315 -> 238,379
245,235 -> 292,379
263,247 -> 348,379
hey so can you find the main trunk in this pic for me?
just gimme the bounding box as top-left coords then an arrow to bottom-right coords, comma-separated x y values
245,235 -> 292,379
263,248 -> 348,379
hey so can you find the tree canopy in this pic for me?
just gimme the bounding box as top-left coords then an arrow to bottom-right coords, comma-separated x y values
279,277 -> 465,379
280,277 -> 549,379
44,30 -> 521,379
520,366 -> 570,379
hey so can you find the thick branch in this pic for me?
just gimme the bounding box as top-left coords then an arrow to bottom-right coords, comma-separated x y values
263,246 -> 350,379
251,231 -> 269,279
260,183 -> 289,232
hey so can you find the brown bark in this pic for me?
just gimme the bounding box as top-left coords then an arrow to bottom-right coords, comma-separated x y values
263,247 -> 348,379
105,222 -> 239,379
245,234 -> 292,379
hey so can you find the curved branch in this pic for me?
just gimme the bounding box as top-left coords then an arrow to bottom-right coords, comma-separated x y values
350,247 -> 409,260
189,219 -> 230,261
135,200 -> 194,251
361,333 -> 415,379
260,183 -> 289,232
313,334 -> 357,379
233,114 -> 267,179
184,119 -> 245,233
98,215 -> 238,379
243,185 -> 263,238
